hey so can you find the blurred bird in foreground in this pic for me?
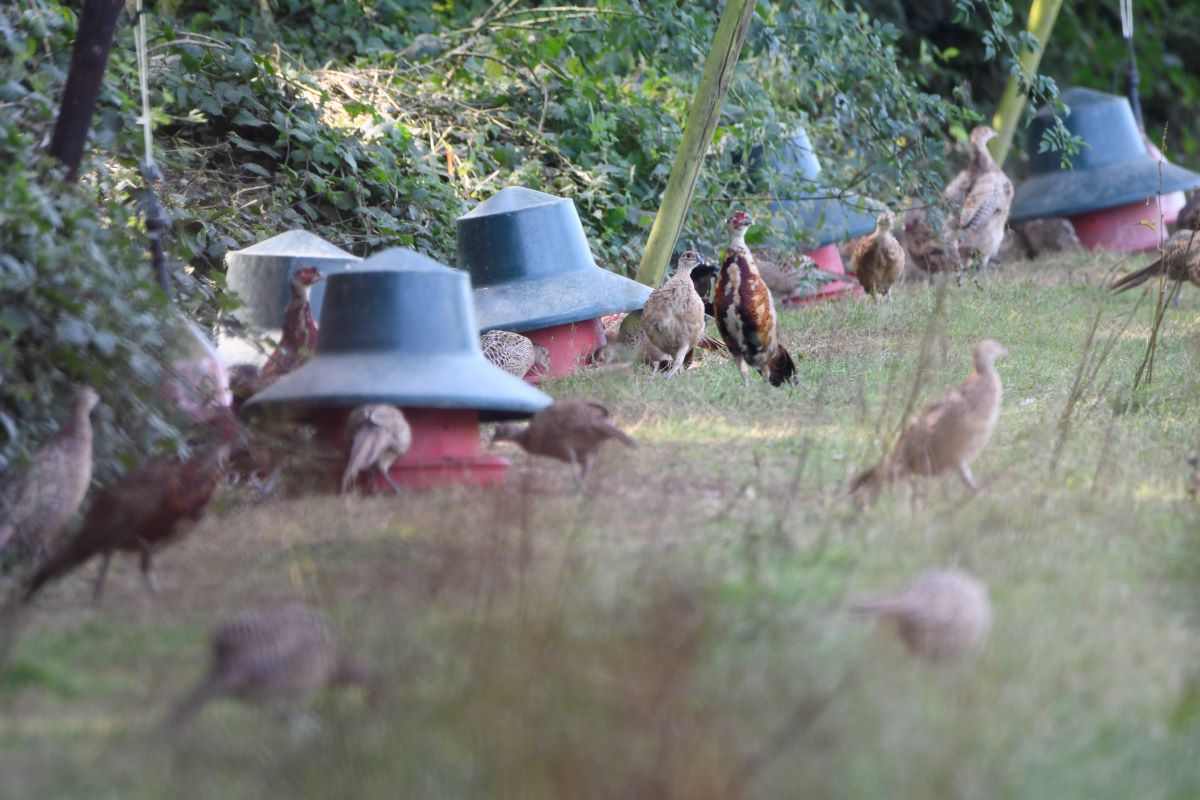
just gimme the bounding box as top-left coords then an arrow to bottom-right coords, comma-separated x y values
850,210 -> 906,298
341,405 -> 412,494
850,339 -> 1007,496
642,250 -> 709,378
481,330 -> 550,379
491,399 -> 635,491
23,412 -> 242,604
853,568 -> 992,662
164,605 -> 374,732
1109,229 -> 1200,296
1,387 -> 98,558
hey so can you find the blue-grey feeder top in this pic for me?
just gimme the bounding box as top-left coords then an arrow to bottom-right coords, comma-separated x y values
457,187 -> 651,333
224,229 -> 360,330
244,248 -> 551,421
764,129 -> 882,248
1011,88 -> 1200,222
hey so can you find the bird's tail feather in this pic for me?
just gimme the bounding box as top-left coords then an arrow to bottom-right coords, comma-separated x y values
161,675 -> 232,733
600,423 -> 636,449
22,542 -> 83,603
341,429 -> 388,493
697,334 -> 727,353
1109,259 -> 1163,293
848,460 -> 887,495
767,346 -> 797,387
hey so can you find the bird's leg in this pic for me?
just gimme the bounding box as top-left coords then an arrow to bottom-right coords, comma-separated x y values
91,551 -> 113,606
955,462 -> 979,492
567,450 -> 585,493
666,346 -> 689,379
738,359 -> 750,387
140,546 -> 161,594
379,464 -> 403,495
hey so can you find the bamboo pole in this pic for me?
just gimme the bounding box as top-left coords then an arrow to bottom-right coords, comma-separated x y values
989,0 -> 1065,167
633,0 -> 756,287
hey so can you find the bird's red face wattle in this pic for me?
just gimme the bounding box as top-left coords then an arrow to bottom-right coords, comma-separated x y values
727,211 -> 752,231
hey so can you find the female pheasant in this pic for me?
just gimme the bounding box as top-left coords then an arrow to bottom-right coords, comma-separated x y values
714,211 -> 796,387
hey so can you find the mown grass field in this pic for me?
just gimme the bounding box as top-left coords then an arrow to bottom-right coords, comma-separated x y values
3,251 -> 1200,799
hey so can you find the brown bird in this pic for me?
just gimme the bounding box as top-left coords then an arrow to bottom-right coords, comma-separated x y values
23,414 -> 240,604
1110,229 -> 1200,294
904,207 -> 960,275
756,247 -> 856,304
853,569 -> 992,662
851,339 -> 1007,495
714,211 -> 797,387
491,398 -> 635,491
944,126 -> 1013,270
1178,190 -> 1200,233
481,330 -> 550,379
1,386 -> 98,558
642,251 -> 708,378
164,605 -> 374,731
850,210 -> 906,297
1187,452 -> 1199,501
1012,218 -> 1082,257
341,404 -> 412,494
260,266 -> 323,381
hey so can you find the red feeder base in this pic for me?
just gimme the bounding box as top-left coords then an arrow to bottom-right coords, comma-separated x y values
781,244 -> 863,307
1070,196 -> 1181,252
522,319 -> 606,379
317,407 -> 508,492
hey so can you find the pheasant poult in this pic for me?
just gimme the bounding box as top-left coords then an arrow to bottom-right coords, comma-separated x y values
341,404 -> 413,494
850,210 -> 906,297
1110,229 -> 1200,295
641,251 -> 709,378
714,211 -> 797,387
23,414 -> 240,604
164,605 -> 374,731
491,398 -> 635,491
944,126 -> 1013,270
481,330 -> 550,379
851,339 -> 1007,495
0,386 -> 99,557
260,265 -> 323,381
756,247 -> 856,304
1012,218 -> 1082,257
853,569 -> 992,662
904,207 -> 959,275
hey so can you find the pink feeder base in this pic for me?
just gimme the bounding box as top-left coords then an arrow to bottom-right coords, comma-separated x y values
1070,195 -> 1182,252
781,244 -> 863,307
522,319 -> 606,380
318,407 -> 508,492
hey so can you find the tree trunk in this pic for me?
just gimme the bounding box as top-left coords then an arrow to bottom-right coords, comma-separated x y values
47,0 -> 125,181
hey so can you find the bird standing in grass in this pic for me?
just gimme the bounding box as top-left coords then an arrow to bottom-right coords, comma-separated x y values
1,386 -> 98,558
904,207 -> 959,275
491,399 -> 635,491
756,248 -> 855,304
1109,229 -> 1200,295
481,330 -> 550,379
164,605 -> 374,732
341,404 -> 412,494
714,211 -> 797,387
853,569 -> 992,662
851,339 -> 1007,496
944,126 -> 1013,270
23,413 -> 240,604
260,266 -> 323,381
642,250 -> 709,378
850,210 -> 906,298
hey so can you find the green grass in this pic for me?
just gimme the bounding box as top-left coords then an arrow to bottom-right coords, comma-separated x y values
3,253 -> 1200,799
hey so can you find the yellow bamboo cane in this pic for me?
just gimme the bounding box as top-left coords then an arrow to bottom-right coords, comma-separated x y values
634,0 -> 756,287
989,0 -> 1066,166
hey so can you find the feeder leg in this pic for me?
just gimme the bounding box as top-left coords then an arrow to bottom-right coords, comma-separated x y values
955,463 -> 979,493
379,464 -> 403,495
91,551 -> 113,606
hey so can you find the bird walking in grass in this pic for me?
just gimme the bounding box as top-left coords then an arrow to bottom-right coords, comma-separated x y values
642,250 -> 709,378
164,605 -> 374,732
491,398 -> 635,491
481,330 -> 550,379
1,386 -> 98,559
944,126 -> 1013,271
341,404 -> 412,494
23,413 -> 240,604
1109,229 -> 1200,295
850,340 -> 1007,496
853,568 -> 992,662
714,211 -> 797,387
850,210 -> 906,298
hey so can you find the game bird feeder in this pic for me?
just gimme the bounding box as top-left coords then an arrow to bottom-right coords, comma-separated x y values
457,187 -> 652,378
1011,88 -> 1200,251
218,230 -> 361,365
244,248 -> 551,490
764,128 -> 876,304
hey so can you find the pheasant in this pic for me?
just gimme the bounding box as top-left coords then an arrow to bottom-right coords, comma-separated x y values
480,330 -> 550,379
853,569 -> 992,662
1110,229 -> 1200,295
904,207 -> 959,275
260,266 -> 323,381
341,404 -> 412,494
1178,190 -> 1200,233
714,211 -> 797,387
0,386 -> 98,558
491,398 -> 635,491
944,126 -> 1013,270
641,250 -> 708,378
164,605 -> 374,731
23,413 -> 240,604
687,255 -> 720,318
1012,218 -> 1081,257
851,339 -> 1007,496
850,210 -> 906,297
756,247 -> 856,304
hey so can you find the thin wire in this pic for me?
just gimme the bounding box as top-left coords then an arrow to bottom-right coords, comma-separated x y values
1120,0 -> 1133,40
134,0 -> 156,175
